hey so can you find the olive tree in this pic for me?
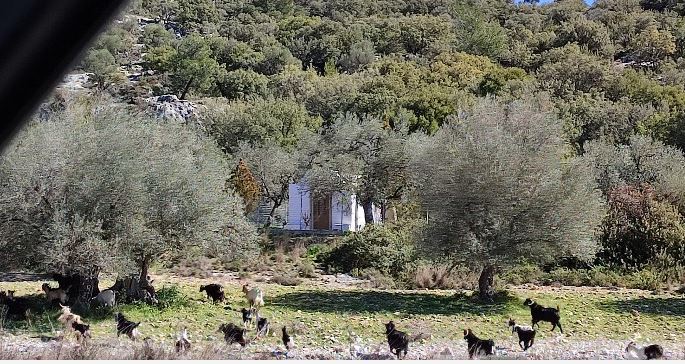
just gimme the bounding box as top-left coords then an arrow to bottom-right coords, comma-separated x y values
305,113 -> 412,224
235,137 -> 313,226
409,97 -> 605,300
0,98 -> 258,302
584,135 -> 685,209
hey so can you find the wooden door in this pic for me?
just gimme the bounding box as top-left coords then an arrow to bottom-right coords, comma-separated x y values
312,194 -> 331,230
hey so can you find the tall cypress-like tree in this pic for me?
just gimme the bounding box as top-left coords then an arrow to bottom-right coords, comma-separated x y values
230,159 -> 262,214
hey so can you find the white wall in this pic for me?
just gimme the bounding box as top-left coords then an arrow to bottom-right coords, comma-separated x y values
285,183 -> 312,230
285,182 -> 368,231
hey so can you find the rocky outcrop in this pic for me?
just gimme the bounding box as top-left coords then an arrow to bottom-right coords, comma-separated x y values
59,73 -> 93,90
145,94 -> 204,123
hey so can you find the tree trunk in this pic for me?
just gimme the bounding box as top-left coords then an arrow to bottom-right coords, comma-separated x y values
139,254 -> 151,285
266,200 -> 282,228
69,269 -> 100,309
478,264 -> 497,301
362,199 -> 374,225
179,77 -> 193,100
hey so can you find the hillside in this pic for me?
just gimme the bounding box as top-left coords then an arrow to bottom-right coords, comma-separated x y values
1,0 -> 685,360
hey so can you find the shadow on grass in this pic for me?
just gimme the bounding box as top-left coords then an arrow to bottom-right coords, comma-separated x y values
270,289 -> 517,315
1,294 -> 119,333
597,297 -> 685,316
2,285 -> 193,334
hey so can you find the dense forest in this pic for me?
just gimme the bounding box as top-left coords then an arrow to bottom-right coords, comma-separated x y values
3,0 -> 685,299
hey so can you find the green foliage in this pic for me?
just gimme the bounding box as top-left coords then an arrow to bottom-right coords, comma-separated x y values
92,24 -> 136,63
0,98 -> 259,275
598,184 -> 685,270
176,0 -> 219,31
410,97 -> 605,270
477,66 -> 529,96
155,285 -> 191,309
537,43 -> 612,97
141,24 -> 174,48
306,113 -> 412,210
452,5 -> 508,59
554,15 -> 614,58
320,223 -> 416,279
145,33 -> 226,99
219,69 -> 269,99
559,94 -> 654,154
630,24 -> 677,66
203,97 -> 321,153
81,49 -> 122,88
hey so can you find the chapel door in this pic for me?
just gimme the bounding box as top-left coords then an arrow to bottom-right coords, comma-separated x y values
312,194 -> 331,230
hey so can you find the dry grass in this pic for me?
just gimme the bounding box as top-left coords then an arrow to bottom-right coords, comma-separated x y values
412,265 -> 474,290
271,274 -> 302,286
298,261 -> 317,278
0,339 -> 247,360
171,256 -> 214,278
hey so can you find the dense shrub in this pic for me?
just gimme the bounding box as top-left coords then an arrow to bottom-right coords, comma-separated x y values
156,285 -> 191,309
501,264 -> 671,291
320,223 -> 415,279
598,184 -> 685,270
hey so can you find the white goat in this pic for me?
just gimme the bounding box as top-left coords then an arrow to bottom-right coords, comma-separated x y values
175,327 -> 191,352
242,284 -> 264,311
42,283 -> 68,304
57,304 -> 84,340
625,341 -> 664,360
92,289 -> 116,308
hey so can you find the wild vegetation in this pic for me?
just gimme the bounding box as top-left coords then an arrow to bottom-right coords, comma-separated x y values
2,1 -> 685,355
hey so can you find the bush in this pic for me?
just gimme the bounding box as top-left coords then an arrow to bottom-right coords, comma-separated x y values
272,274 -> 302,286
585,267 -> 622,287
298,260 -> 317,278
156,285 -> 190,309
320,223 -> 415,279
502,264 -> 546,286
629,269 -> 662,291
358,268 -> 396,290
411,264 -> 463,290
599,184 -> 685,270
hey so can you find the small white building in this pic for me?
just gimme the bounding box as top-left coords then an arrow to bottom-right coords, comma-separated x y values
285,181 -> 380,232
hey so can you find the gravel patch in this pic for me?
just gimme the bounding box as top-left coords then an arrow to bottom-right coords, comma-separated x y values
2,333 -> 683,360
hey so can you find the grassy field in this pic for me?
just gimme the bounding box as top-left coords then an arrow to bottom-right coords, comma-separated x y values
2,274 -> 685,354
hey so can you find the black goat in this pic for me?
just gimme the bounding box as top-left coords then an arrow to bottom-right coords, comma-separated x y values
0,290 -> 30,319
508,318 -> 536,351
219,323 -> 247,347
643,345 -> 664,360
115,312 -> 141,340
282,326 -> 294,351
241,307 -> 253,328
72,321 -> 91,341
523,298 -> 563,333
256,317 -> 270,337
385,321 -> 409,359
199,284 -> 225,304
463,329 -> 495,359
